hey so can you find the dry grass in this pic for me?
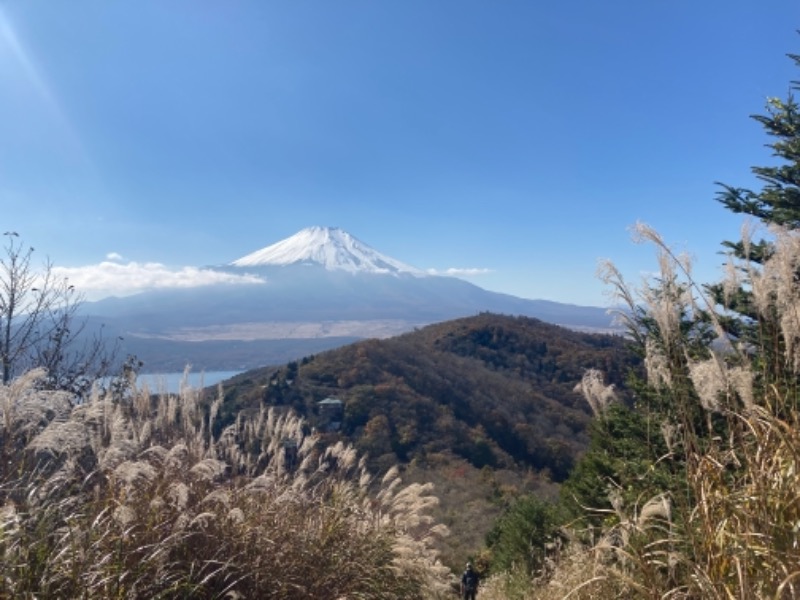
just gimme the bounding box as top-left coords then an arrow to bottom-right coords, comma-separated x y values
0,370 -> 453,599
478,545 -> 627,600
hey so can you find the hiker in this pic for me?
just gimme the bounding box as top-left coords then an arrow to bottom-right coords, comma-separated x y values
460,562 -> 479,599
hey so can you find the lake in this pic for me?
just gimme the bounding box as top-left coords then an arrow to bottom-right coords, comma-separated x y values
131,370 -> 243,394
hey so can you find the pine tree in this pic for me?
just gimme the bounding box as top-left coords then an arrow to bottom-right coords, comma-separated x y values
705,53 -> 800,395
716,53 -> 800,232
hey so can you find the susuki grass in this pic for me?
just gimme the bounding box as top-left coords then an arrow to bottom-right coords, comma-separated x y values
474,221 -> 800,599
0,369 -> 452,599
533,224 -> 800,600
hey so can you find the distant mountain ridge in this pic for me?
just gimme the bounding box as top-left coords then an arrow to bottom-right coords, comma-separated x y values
81,227 -> 619,371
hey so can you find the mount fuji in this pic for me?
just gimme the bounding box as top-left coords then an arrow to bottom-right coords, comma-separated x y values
82,227 -> 617,371
229,226 -> 424,275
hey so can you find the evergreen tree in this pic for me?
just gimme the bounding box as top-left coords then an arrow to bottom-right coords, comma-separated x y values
556,42 -> 797,546
557,48 -> 800,597
708,52 -> 800,397
485,495 -> 564,576
716,53 -> 800,231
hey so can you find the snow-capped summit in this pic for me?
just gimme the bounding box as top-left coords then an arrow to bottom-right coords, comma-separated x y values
230,226 -> 425,275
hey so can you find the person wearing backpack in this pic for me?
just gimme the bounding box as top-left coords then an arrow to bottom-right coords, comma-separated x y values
460,562 -> 479,599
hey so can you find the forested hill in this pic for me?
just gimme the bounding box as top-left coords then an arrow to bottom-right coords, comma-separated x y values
220,313 -> 640,481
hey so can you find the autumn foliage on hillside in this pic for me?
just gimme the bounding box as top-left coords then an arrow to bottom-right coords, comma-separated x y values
220,313 -> 640,480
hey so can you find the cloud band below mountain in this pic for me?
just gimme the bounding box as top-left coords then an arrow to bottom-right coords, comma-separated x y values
54,261 -> 265,299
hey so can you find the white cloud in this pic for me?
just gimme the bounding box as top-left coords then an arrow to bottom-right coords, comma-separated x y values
426,267 -> 493,277
106,252 -> 123,261
53,261 -> 265,300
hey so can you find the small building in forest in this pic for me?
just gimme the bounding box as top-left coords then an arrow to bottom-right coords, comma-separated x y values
317,397 -> 344,431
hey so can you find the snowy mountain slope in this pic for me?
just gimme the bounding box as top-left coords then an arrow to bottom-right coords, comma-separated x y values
229,226 -> 424,275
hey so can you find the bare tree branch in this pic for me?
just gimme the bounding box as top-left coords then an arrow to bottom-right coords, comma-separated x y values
0,234 -> 120,397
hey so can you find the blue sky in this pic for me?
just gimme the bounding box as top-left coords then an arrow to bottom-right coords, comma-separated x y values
1,1 -> 798,305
